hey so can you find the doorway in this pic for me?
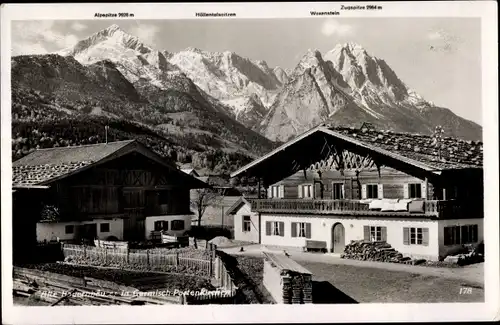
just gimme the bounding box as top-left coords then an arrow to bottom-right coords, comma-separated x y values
331,223 -> 345,253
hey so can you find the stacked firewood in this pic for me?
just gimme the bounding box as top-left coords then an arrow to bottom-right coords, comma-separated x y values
281,272 -> 313,304
341,240 -> 411,263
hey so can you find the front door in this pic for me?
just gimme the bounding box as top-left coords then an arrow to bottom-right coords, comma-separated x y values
332,223 -> 345,253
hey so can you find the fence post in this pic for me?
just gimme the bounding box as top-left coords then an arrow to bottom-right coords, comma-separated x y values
209,254 -> 213,278
147,249 -> 150,270
83,244 -> 86,258
126,248 -> 130,264
105,247 -> 108,264
176,252 -> 179,267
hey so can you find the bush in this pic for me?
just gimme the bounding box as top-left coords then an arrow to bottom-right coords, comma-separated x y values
187,225 -> 234,241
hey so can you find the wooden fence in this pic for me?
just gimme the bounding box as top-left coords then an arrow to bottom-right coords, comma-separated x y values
59,244 -> 238,304
62,244 -> 214,277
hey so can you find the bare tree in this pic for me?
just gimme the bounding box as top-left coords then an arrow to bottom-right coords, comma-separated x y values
192,187 -> 221,227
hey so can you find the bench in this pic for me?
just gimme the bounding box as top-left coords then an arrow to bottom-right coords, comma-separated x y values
305,240 -> 327,253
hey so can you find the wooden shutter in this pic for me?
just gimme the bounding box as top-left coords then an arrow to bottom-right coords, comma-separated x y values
455,226 -> 461,245
421,182 -> 427,199
422,228 -> 429,246
377,184 -> 384,199
265,221 -> 271,236
403,227 -> 410,245
341,184 -> 345,199
267,187 -> 272,198
279,222 -> 285,237
361,184 -> 367,199
403,184 -> 409,199
472,224 -> 478,242
363,225 -> 370,241
306,223 -> 311,239
279,185 -> 284,198
381,226 -> 387,242
444,227 -> 451,245
291,222 -> 297,237
298,185 -> 303,198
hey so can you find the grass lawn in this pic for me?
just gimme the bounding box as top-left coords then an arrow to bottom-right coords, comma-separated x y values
297,261 -> 484,303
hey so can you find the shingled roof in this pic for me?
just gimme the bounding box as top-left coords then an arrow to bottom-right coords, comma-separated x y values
13,140 -> 134,187
12,140 -> 208,189
231,124 -> 483,182
322,125 -> 483,170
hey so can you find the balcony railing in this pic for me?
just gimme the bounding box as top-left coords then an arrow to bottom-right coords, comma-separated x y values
251,199 -> 475,219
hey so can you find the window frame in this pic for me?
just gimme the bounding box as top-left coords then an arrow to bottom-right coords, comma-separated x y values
332,182 -> 344,200
272,221 -> 280,236
409,227 -> 423,245
243,215 -> 251,232
299,184 -> 314,198
370,226 -> 382,241
408,183 -> 422,199
444,225 -> 479,245
171,220 -> 185,231
297,222 -> 306,238
366,184 -> 379,199
100,223 -> 110,233
65,225 -> 74,234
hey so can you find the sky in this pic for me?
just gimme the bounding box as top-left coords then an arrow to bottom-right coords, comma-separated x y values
11,18 -> 482,125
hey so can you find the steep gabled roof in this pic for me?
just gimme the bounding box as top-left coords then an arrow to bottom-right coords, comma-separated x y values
12,140 -> 208,189
231,125 -> 483,182
225,197 -> 251,216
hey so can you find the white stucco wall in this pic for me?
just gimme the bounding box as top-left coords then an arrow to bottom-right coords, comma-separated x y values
36,218 -> 124,242
232,203 -> 260,243
145,215 -> 193,239
437,218 -> 483,259
260,214 -> 442,260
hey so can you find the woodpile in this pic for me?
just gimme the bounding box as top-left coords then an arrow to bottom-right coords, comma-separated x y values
341,240 -> 411,263
281,272 -> 313,304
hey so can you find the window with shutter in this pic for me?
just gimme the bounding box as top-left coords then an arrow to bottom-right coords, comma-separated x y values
421,182 -> 427,199
361,185 -> 367,199
279,185 -> 284,198
279,222 -> 285,237
381,226 -> 387,242
403,227 -> 410,245
291,222 -> 297,237
422,228 -> 429,246
266,221 -> 271,236
377,184 -> 384,199
363,225 -> 370,241
298,185 -> 303,198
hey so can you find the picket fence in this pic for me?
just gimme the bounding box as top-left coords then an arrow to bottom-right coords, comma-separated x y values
62,244 -> 214,277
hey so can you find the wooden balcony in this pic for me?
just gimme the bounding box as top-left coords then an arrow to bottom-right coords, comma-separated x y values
250,199 -> 478,219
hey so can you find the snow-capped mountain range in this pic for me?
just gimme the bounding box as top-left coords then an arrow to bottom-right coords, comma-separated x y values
48,24 -> 481,142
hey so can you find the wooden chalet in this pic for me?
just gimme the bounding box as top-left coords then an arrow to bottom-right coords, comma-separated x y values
12,140 -> 208,257
230,124 -> 483,261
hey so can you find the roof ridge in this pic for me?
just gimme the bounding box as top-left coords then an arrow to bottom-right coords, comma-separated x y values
325,125 -> 483,144
32,139 -> 136,151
